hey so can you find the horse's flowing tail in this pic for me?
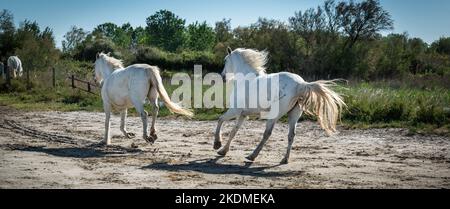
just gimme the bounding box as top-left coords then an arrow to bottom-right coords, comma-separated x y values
297,80 -> 346,135
148,67 -> 194,117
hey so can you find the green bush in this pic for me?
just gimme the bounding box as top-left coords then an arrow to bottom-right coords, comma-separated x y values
135,46 -> 222,72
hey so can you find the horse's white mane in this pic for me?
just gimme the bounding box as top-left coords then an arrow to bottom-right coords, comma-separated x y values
235,48 -> 268,73
100,53 -> 124,69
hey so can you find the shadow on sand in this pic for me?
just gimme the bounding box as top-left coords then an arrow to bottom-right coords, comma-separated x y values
0,143 -> 142,158
141,156 -> 304,177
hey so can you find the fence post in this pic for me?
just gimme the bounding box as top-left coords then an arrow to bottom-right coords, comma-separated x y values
71,75 -> 75,89
26,65 -> 30,90
5,66 -> 11,88
52,67 -> 56,88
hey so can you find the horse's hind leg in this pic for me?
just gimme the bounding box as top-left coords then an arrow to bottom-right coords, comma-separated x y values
218,115 -> 245,156
120,109 -> 135,138
246,119 -> 278,161
281,104 -> 302,164
148,87 -> 159,140
131,98 -> 152,143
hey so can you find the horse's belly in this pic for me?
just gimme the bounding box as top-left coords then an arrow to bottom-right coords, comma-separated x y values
110,95 -> 133,108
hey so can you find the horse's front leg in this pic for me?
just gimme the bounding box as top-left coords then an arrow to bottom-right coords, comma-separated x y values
120,109 -> 135,139
218,115 -> 245,156
12,68 -> 16,78
214,109 -> 241,150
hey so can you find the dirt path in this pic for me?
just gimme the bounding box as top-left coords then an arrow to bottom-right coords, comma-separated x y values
0,105 -> 449,188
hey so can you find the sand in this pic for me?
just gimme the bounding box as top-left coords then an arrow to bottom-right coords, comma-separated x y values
0,105 -> 449,188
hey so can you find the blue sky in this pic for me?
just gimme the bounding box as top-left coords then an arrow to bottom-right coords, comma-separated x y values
2,0 -> 450,48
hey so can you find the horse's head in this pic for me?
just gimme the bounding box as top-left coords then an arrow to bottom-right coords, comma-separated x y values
94,52 -> 105,84
221,47 -> 236,81
94,52 -> 115,84
221,47 -> 268,81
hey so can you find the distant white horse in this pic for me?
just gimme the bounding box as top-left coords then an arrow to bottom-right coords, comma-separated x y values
94,52 -> 193,145
214,48 -> 346,164
7,56 -> 23,78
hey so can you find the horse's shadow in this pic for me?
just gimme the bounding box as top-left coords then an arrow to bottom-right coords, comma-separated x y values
141,156 -> 304,178
1,143 -> 142,158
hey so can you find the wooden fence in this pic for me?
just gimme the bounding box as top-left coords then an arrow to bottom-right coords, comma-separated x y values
68,75 -> 99,95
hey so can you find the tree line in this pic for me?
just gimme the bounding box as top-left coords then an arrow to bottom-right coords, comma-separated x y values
1,0 -> 449,81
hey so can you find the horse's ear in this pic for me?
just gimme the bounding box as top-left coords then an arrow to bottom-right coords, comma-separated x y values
227,46 -> 232,55
96,52 -> 100,59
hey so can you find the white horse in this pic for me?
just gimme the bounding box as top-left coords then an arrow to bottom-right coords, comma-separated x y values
94,52 -> 193,145
214,48 -> 346,164
7,56 -> 23,78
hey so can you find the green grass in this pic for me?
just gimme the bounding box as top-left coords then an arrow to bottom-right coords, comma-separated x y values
338,82 -> 450,135
1,79 -> 448,135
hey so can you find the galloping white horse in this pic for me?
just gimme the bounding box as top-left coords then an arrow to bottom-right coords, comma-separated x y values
214,48 -> 346,164
94,52 -> 193,145
7,56 -> 23,78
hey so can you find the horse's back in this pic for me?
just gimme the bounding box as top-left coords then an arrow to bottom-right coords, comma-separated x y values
7,56 -> 21,69
104,64 -> 155,108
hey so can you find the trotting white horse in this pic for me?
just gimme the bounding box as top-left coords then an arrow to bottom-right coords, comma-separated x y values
7,56 -> 23,78
214,48 -> 346,164
94,52 -> 193,145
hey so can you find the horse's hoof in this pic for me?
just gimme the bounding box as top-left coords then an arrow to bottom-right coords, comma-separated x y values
150,133 -> 158,140
213,141 -> 222,150
245,155 -> 255,162
130,143 -> 139,149
144,136 -> 155,144
217,149 -> 228,156
126,132 -> 136,139
280,159 -> 289,165
102,140 -> 111,146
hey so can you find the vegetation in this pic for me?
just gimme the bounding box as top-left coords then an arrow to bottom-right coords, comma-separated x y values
0,0 -> 449,135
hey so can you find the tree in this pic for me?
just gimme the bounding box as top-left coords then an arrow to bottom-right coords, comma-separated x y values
93,22 -> 132,48
62,26 -> 87,54
289,7 -> 325,56
375,33 -> 409,77
324,0 -> 340,34
145,10 -> 185,52
431,37 -> 450,55
74,36 -> 117,62
0,9 -> 16,62
185,21 -> 215,51
93,22 -> 118,39
336,0 -> 394,49
15,20 -> 59,80
131,26 -> 148,47
233,18 -> 299,73
407,37 -> 427,74
215,18 -> 233,43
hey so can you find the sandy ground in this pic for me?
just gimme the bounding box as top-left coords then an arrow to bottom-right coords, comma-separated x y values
0,105 -> 449,188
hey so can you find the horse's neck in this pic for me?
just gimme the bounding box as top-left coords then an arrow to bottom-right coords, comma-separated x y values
235,62 -> 262,77
101,64 -> 114,79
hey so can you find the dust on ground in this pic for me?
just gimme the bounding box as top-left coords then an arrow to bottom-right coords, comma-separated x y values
0,105 -> 449,188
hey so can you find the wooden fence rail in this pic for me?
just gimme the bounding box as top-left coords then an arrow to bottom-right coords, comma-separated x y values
68,75 -> 99,95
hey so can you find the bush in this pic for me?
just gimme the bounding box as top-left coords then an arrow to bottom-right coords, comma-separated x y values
135,46 -> 222,72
